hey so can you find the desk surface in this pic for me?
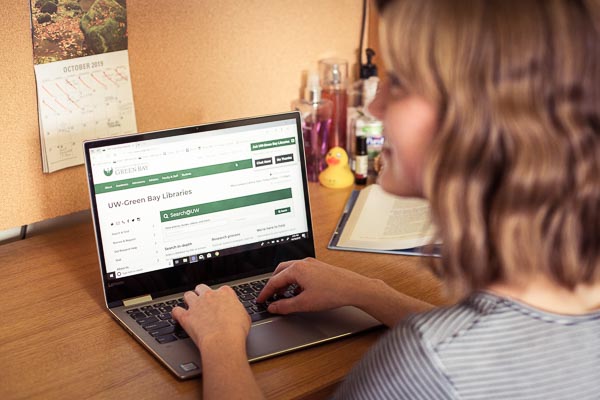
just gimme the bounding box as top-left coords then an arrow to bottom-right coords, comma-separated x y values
0,183 -> 447,399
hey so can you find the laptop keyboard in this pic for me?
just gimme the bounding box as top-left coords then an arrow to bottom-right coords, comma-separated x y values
126,278 -> 296,344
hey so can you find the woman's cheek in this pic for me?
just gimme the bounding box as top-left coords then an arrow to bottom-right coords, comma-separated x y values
376,154 -> 399,194
376,168 -> 394,193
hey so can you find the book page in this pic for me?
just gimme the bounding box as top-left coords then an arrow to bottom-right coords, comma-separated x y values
338,184 -> 436,250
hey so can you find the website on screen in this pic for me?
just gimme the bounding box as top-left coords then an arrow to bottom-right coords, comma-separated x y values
89,120 -> 308,280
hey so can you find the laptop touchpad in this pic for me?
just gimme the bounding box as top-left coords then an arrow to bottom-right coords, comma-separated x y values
246,316 -> 326,359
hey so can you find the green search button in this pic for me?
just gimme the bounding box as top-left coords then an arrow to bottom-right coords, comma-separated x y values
275,207 -> 291,215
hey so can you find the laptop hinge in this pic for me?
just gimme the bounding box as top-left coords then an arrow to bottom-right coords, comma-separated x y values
123,294 -> 153,307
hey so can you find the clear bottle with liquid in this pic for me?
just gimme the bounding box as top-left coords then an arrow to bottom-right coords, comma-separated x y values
292,72 -> 333,182
319,58 -> 348,152
348,76 -> 383,178
347,48 -> 379,160
348,48 -> 379,113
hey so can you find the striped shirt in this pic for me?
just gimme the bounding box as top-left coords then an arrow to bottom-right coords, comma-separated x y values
333,291 -> 600,399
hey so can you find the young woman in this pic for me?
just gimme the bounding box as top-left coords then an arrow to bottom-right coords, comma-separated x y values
173,1 -> 600,398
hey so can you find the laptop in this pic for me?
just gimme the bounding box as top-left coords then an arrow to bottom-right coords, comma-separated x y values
83,111 -> 381,379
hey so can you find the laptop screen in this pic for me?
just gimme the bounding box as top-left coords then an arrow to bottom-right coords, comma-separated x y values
85,112 -> 315,306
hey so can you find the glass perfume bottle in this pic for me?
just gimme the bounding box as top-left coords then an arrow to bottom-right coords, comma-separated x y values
293,72 -> 333,182
319,58 -> 348,152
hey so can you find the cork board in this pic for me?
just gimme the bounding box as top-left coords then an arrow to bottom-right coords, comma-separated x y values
0,0 -> 364,230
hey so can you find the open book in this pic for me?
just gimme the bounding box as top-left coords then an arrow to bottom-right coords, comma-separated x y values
328,184 -> 440,256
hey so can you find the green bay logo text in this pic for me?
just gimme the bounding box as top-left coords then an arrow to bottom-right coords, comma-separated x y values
114,164 -> 149,176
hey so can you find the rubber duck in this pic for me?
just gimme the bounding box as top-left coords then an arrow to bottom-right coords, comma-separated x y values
318,146 -> 355,189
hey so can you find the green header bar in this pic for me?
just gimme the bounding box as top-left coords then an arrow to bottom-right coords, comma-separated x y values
160,188 -> 292,222
250,137 -> 296,151
94,159 -> 253,194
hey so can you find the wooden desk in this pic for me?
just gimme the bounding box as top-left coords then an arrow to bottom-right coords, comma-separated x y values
0,183 -> 446,399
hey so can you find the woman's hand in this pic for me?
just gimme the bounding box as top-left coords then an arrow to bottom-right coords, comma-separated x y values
256,257 -> 372,315
257,257 -> 434,327
172,285 -> 263,400
172,284 -> 251,351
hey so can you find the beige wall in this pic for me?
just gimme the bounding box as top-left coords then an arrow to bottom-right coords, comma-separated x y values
0,0 -> 363,230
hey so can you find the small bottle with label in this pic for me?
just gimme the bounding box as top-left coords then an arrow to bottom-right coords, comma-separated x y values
354,135 -> 368,185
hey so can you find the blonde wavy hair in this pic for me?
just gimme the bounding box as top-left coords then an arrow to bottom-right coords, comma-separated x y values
377,0 -> 600,293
